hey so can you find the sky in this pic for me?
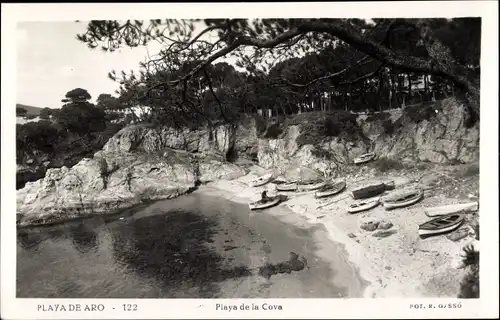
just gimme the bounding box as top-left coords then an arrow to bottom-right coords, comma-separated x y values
16,21 -> 165,109
15,20 -> 290,110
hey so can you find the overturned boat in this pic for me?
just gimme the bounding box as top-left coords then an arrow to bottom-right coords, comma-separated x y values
424,202 -> 479,217
418,213 -> 466,238
249,173 -> 274,187
348,197 -> 380,214
382,189 -> 424,210
315,180 -> 347,199
354,152 -> 375,165
351,181 -> 395,200
248,196 -> 281,211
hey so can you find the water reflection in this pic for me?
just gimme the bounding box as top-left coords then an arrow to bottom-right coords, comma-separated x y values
70,223 -> 99,254
17,232 -> 43,252
109,210 -> 251,297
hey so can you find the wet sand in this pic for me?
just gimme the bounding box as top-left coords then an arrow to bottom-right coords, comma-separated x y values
207,165 -> 479,298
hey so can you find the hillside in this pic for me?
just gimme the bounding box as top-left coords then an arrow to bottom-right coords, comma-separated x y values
16,103 -> 43,116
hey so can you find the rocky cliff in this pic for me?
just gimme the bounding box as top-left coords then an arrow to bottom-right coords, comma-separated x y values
16,122 -> 251,226
16,97 -> 479,226
256,97 -> 478,173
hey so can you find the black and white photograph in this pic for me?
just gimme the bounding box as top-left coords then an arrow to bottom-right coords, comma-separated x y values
1,2 -> 498,319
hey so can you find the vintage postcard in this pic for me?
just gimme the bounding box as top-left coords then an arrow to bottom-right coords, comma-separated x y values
1,1 -> 498,319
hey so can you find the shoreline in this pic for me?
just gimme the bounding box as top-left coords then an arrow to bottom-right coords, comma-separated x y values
16,161 -> 479,298
201,176 -> 380,298
203,165 -> 479,298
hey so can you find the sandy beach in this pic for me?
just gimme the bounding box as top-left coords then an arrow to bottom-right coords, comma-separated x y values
204,163 -> 480,298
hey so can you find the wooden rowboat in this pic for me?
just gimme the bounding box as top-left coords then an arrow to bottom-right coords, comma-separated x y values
382,189 -> 424,210
248,196 -> 281,210
276,182 -> 298,192
249,173 -> 273,187
418,213 -> 466,238
354,153 -> 375,165
348,197 -> 380,214
315,181 -> 347,199
424,202 -> 479,217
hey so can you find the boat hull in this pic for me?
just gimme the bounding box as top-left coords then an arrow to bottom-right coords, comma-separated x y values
348,198 -> 380,214
354,153 -> 375,165
418,213 -> 466,238
299,181 -> 328,191
352,182 -> 387,200
383,190 -> 424,210
424,202 -> 479,217
276,183 -> 298,192
250,173 -> 273,187
418,221 -> 464,237
315,181 -> 346,199
249,197 -> 280,210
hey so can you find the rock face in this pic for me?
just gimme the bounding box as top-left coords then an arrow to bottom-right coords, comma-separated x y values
372,98 -> 479,163
256,97 -> 478,176
17,98 -> 479,226
16,124 -> 248,226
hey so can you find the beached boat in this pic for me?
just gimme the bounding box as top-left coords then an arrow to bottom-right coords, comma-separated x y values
418,213 -> 466,237
249,173 -> 273,187
424,202 -> 479,217
299,180 -> 328,191
315,181 -> 347,199
351,181 -> 394,200
248,196 -> 281,210
353,152 -> 375,165
347,197 -> 380,214
276,182 -> 298,192
382,189 -> 424,210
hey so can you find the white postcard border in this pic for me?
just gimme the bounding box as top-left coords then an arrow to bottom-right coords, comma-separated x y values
1,2 -> 498,319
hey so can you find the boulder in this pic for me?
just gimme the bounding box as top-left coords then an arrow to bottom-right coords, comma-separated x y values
446,228 -> 470,242
378,220 -> 394,230
372,229 -> 397,238
360,221 -> 379,232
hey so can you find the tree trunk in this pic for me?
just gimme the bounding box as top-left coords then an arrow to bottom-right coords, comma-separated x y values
407,73 -> 412,104
377,74 -> 384,111
348,85 -> 352,111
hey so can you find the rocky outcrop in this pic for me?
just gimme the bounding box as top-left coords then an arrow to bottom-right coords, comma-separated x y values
17,98 -> 479,226
372,98 -> 479,163
16,124 -> 248,227
256,97 -> 479,174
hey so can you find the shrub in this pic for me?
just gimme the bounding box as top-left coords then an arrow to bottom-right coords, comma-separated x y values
366,111 -> 390,122
291,111 -> 362,148
463,164 -> 479,177
371,157 -> 405,172
405,103 -> 438,123
457,245 -> 479,298
311,147 -> 335,160
263,123 -> 283,139
253,114 -> 267,135
382,119 -> 395,134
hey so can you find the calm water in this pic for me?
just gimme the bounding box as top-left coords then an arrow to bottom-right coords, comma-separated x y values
17,192 -> 362,298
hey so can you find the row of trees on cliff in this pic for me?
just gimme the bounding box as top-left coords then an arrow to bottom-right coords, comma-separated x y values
73,18 -> 479,129
17,18 -> 481,169
16,88 -> 124,168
